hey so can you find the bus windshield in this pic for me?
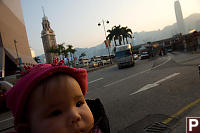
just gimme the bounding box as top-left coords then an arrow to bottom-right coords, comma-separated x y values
115,50 -> 131,58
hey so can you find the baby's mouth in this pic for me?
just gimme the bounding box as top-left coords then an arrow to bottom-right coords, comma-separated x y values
74,129 -> 85,133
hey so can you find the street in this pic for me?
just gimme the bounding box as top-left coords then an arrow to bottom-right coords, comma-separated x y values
86,52 -> 200,133
1,52 -> 200,133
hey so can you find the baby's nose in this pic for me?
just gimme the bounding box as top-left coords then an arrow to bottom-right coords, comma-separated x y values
69,108 -> 81,124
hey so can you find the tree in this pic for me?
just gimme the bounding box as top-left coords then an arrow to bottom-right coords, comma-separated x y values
107,25 -> 128,46
71,49 -> 76,59
47,43 -> 65,61
79,52 -> 86,58
107,27 -> 117,46
71,49 -> 77,66
57,43 -> 65,57
47,45 -> 58,61
114,25 -> 123,45
67,45 -> 73,59
63,48 -> 70,66
121,26 -> 133,44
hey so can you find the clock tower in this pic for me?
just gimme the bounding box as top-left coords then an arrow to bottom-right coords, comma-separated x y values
41,10 -> 57,64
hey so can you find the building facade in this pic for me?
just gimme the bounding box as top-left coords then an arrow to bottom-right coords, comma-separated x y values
0,0 -> 36,77
174,0 -> 186,34
41,14 -> 57,64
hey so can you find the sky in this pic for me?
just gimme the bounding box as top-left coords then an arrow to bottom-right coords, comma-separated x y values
20,0 -> 200,56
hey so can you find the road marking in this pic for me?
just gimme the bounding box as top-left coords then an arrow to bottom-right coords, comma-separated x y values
152,56 -> 171,70
88,77 -> 103,84
0,117 -> 13,123
104,56 -> 171,88
154,73 -> 180,84
162,98 -> 200,124
103,68 -> 151,87
130,73 -> 180,95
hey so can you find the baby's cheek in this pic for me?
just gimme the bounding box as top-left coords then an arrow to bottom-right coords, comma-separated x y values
84,104 -> 94,127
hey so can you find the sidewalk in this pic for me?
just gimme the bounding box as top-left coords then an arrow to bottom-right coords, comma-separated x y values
169,51 -> 200,133
170,104 -> 200,133
169,51 -> 200,65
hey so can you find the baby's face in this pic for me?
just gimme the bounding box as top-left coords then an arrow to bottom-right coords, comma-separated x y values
26,75 -> 94,133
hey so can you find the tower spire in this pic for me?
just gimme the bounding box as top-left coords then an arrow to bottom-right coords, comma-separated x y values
42,6 -> 45,17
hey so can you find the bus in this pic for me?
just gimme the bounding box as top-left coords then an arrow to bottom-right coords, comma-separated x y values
115,44 -> 135,69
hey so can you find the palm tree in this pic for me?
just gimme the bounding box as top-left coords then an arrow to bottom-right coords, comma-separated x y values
107,27 -> 117,46
48,43 -> 66,61
47,45 -> 58,61
114,25 -> 123,45
63,48 -> 70,66
71,49 -> 77,59
107,25 -> 123,46
79,52 -> 86,58
57,43 -> 65,57
67,45 -> 74,65
122,26 -> 133,44
71,49 -> 76,66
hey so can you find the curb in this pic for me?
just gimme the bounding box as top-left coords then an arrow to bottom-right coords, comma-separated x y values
87,63 -> 116,73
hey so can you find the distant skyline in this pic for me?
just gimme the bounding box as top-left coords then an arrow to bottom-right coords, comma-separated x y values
20,0 -> 200,56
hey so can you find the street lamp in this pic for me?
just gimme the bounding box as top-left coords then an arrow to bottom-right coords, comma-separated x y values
98,19 -> 112,64
14,40 -> 20,66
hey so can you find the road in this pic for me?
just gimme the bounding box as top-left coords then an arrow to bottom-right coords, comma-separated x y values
1,52 -> 200,133
86,52 -> 200,133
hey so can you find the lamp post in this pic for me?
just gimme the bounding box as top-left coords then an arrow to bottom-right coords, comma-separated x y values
14,40 -> 20,66
98,19 -> 112,64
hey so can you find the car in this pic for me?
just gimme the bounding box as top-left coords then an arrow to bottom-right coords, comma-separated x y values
140,51 -> 150,59
89,61 -> 98,68
167,48 -> 173,52
133,54 -> 139,60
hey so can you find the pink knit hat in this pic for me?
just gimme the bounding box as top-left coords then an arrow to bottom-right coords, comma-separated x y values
6,60 -> 87,131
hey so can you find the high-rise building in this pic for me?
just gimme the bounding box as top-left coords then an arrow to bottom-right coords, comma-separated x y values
41,12 -> 57,64
174,0 -> 186,34
0,0 -> 36,77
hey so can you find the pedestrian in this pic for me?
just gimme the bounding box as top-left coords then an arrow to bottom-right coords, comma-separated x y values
6,59 -> 110,133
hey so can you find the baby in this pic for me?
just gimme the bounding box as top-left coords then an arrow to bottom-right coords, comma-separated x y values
6,60 -> 110,133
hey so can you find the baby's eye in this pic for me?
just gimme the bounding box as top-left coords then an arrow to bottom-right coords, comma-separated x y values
76,101 -> 84,107
49,110 -> 62,117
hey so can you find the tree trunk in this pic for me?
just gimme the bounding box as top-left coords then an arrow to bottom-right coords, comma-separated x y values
70,53 -> 73,67
65,56 -> 70,66
119,37 -> 122,45
126,37 -> 128,44
67,58 -> 70,66
73,54 -> 75,67
113,39 -> 116,47
123,37 -> 125,45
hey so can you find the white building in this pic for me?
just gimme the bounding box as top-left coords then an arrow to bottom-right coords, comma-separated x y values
174,0 -> 186,34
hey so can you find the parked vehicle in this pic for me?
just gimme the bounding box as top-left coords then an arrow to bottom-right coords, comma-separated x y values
115,44 -> 135,69
89,61 -> 98,68
91,56 -> 103,66
140,51 -> 150,59
167,48 -> 173,52
79,58 -> 89,68
133,54 -> 139,60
